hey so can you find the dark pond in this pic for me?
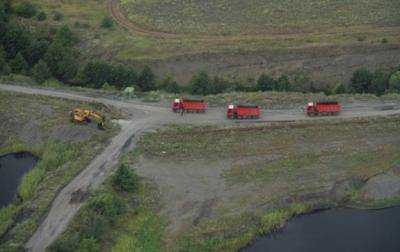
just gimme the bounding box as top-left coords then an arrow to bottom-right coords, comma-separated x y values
0,152 -> 38,208
244,207 -> 400,252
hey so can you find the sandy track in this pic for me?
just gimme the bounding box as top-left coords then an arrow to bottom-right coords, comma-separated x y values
1,84 -> 400,251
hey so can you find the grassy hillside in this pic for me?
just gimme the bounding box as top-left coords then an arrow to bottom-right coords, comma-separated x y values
20,0 -> 400,84
0,91 -> 121,251
122,0 -> 400,35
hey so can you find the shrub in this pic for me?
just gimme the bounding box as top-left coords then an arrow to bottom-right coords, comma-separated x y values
389,71 -> 400,93
32,59 -> 51,83
9,52 -> 29,74
88,193 -> 125,218
18,167 -> 45,201
52,11 -> 63,21
36,11 -> 46,21
113,164 -> 139,193
44,42 -> 79,82
76,238 -> 100,252
138,66 -> 156,91
54,25 -> 79,46
100,17 -> 114,28
350,68 -> 373,93
371,69 -> 389,95
381,38 -> 388,44
292,72 -> 316,92
256,73 -> 276,91
159,74 -> 180,93
259,209 -> 289,233
102,82 -> 117,91
15,2 -> 37,18
189,70 -> 215,95
277,74 -> 292,91
333,83 -> 347,94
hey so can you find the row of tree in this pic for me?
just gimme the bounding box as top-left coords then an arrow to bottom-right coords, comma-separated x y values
0,1 -> 155,91
1,1 -> 400,97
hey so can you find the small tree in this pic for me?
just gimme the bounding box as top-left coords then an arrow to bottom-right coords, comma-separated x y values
293,72 -> 315,92
333,83 -> 347,94
371,70 -> 389,95
389,71 -> 400,93
256,73 -> 276,91
101,17 -> 114,28
9,52 -> 28,74
32,60 -> 51,83
52,11 -> 63,21
44,42 -> 79,82
113,164 -> 139,193
138,66 -> 156,91
36,11 -> 47,21
189,70 -> 214,95
159,74 -> 180,93
277,74 -> 291,91
15,2 -> 37,18
350,68 -> 373,93
54,25 -> 79,46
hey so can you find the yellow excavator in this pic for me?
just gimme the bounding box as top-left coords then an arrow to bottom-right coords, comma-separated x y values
70,108 -> 106,130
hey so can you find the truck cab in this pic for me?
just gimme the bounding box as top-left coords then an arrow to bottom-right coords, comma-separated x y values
172,98 -> 182,112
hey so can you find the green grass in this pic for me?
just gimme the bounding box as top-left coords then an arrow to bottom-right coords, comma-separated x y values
52,153 -> 165,252
122,0 -> 400,36
0,91 -> 120,251
135,116 -> 400,251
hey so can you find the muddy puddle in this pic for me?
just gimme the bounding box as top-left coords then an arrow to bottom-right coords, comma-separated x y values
0,152 -> 38,208
244,207 -> 400,252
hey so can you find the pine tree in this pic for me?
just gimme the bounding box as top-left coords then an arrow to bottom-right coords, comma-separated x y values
138,66 -> 156,91
9,52 -> 28,74
32,60 -> 51,83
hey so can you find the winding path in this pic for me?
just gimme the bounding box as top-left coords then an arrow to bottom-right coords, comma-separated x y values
1,84 -> 400,251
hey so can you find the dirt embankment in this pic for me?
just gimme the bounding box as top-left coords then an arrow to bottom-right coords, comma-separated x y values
146,43 -> 400,84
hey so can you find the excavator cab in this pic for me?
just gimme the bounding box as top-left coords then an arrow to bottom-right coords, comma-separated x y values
70,108 -> 106,130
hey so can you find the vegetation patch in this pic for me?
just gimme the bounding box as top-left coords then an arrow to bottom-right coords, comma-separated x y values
0,91 -> 120,251
51,154 -> 165,252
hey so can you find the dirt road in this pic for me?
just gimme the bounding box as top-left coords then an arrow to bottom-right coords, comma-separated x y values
1,83 -> 400,251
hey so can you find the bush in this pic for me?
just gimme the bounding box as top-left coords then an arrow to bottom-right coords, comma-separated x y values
332,83 -> 346,94
381,38 -> 388,44
44,42 -> 79,82
100,17 -> 113,28
113,164 -> 139,193
9,52 -> 28,74
138,66 -> 156,91
52,11 -> 63,21
159,74 -> 180,93
15,2 -> 37,18
32,59 -> 51,83
36,11 -> 47,21
189,70 -> 215,95
350,68 -> 373,93
88,193 -> 125,218
101,82 -> 117,91
389,71 -> 400,93
277,74 -> 292,91
54,25 -> 79,46
256,73 -> 276,91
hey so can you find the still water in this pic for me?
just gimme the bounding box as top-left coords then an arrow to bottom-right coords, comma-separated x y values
0,152 -> 38,208
245,207 -> 400,252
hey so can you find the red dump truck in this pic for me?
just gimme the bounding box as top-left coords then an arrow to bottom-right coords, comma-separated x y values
172,98 -> 207,113
227,104 -> 261,119
306,101 -> 342,116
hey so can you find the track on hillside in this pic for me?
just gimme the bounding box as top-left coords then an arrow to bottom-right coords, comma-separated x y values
107,0 -> 399,41
1,84 -> 399,251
